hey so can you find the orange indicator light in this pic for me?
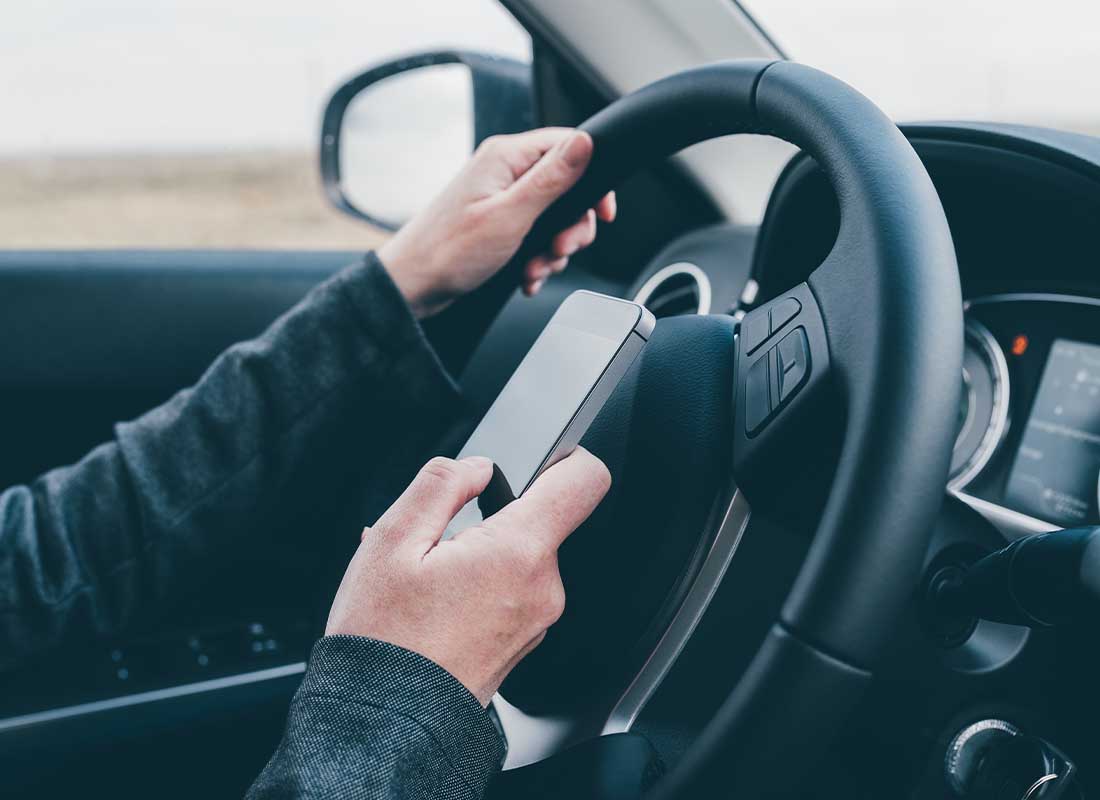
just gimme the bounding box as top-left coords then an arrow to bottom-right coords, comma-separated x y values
1011,334 -> 1029,356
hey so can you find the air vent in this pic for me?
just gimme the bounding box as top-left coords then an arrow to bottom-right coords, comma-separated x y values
632,262 -> 712,318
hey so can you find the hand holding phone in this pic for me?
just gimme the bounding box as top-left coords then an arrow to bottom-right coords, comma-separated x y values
444,290 -> 654,538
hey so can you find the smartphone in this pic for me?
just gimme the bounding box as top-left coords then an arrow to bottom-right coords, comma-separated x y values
443,290 -> 655,539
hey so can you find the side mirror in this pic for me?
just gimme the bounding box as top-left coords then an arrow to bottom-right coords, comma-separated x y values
320,50 -> 533,230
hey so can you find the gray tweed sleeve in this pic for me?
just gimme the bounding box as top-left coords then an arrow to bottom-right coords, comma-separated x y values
247,636 -> 506,800
0,251 -> 461,667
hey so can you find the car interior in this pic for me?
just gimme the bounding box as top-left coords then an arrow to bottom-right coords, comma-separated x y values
2,1 -> 1099,798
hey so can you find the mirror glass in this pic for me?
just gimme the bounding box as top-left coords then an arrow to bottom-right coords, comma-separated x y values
339,63 -> 473,227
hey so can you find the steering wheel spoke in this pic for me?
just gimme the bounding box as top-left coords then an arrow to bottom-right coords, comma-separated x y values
733,281 -> 838,518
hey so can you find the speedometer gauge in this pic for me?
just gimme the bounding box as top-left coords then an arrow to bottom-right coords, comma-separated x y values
948,319 -> 1010,490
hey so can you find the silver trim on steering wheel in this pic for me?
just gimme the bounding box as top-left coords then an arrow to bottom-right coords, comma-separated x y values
602,489 -> 751,734
494,485 -> 751,769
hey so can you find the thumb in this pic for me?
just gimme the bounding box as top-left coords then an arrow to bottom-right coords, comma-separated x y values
506,130 -> 594,218
371,456 -> 494,552
483,447 -> 611,551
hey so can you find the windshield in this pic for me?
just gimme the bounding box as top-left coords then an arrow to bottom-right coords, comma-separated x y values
740,0 -> 1100,135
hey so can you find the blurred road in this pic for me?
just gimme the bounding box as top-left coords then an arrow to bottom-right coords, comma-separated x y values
0,152 -> 388,250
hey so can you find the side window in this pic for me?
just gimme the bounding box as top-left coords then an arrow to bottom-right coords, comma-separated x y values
0,1 -> 530,250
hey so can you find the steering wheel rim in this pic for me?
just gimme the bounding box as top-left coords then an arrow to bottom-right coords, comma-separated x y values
515,60 -> 963,796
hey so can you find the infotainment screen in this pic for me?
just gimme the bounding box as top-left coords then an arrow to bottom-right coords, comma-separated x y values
1005,338 -> 1100,525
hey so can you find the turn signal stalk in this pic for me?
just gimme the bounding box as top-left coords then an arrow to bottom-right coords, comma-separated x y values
933,527 -> 1100,627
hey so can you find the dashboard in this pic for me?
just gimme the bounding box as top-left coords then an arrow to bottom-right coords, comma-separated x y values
955,297 -> 1100,530
741,121 -> 1100,539
628,147 -> 1100,539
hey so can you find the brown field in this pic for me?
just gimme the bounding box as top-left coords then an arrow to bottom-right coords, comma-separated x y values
0,151 -> 390,251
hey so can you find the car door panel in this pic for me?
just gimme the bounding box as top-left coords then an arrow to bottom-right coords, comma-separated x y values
0,250 -> 358,487
0,250 -> 360,795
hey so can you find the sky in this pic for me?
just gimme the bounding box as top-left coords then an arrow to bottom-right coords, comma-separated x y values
745,0 -> 1100,131
3,0 -> 1099,155
1,0 -> 529,154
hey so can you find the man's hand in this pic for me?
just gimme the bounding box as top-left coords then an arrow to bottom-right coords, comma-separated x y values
378,128 -> 616,318
325,449 -> 611,706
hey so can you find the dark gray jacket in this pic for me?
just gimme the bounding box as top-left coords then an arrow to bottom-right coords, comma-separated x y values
0,253 -> 505,798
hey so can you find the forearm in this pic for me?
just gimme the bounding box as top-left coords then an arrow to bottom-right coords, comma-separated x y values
247,636 -> 504,800
0,253 -> 461,666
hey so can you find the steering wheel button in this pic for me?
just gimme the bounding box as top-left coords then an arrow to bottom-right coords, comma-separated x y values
769,297 -> 802,334
777,327 -> 810,402
742,309 -> 770,355
745,353 -> 773,433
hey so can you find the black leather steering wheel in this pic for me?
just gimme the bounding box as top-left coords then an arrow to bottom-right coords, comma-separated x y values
496,60 -> 965,796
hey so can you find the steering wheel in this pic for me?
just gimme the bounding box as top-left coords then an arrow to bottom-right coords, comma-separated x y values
487,60 -> 964,797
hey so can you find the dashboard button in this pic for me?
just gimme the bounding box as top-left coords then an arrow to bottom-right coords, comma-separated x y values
777,327 -> 810,402
742,309 -> 770,355
770,297 -> 802,335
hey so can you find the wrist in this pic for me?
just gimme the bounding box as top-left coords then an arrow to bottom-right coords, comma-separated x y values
377,234 -> 450,319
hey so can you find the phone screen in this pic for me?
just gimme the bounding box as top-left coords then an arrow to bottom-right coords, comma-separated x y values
444,292 -> 644,538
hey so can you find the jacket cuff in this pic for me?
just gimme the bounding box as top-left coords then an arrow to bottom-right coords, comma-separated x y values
334,252 -> 462,413
300,635 -> 506,792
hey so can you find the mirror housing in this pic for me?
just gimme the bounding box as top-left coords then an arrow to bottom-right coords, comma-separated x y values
319,50 -> 533,230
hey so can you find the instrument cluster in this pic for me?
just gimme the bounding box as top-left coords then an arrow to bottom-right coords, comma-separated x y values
952,295 -> 1100,528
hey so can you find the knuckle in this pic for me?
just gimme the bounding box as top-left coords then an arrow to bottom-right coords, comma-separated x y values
540,581 -> 566,626
532,161 -> 567,194
525,571 -> 565,628
420,456 -> 462,487
594,459 -> 613,493
368,518 -> 395,544
583,221 -> 598,246
552,232 -> 571,258
475,135 -> 507,158
578,450 -> 613,495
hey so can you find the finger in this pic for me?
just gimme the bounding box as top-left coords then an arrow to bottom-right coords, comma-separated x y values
482,127 -> 575,179
373,456 -> 494,552
551,209 -> 597,258
595,191 -> 617,223
522,255 -> 567,296
483,447 -> 611,551
524,254 -> 567,284
505,130 -> 594,218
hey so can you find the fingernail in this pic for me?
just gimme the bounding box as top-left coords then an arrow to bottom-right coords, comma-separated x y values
461,455 -> 493,470
531,278 -> 546,294
562,131 -> 592,169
